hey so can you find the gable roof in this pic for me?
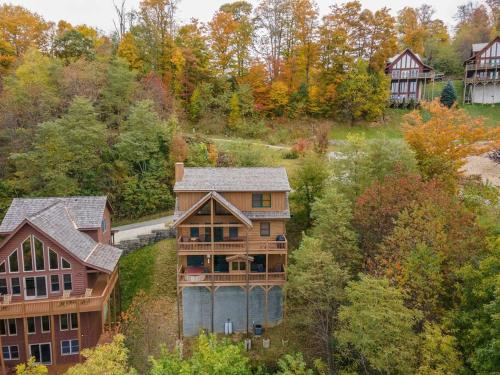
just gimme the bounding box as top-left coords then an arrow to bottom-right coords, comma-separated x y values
0,196 -> 108,234
0,198 -> 121,272
386,48 -> 433,71
173,167 -> 290,192
466,36 -> 500,62
173,191 -> 253,228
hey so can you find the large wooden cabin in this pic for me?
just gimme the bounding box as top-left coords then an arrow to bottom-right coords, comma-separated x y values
385,48 -> 438,104
173,163 -> 290,336
0,197 -> 121,373
464,36 -> 500,104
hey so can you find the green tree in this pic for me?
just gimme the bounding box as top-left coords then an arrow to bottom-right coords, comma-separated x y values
228,92 -> 241,130
65,334 -> 136,375
53,29 -> 95,62
440,81 -> 457,108
452,239 -> 500,374
276,353 -> 315,375
16,357 -> 47,375
99,57 -> 136,128
149,333 -> 252,375
416,323 -> 463,375
290,153 -> 329,229
286,236 -> 350,373
338,275 -> 421,374
311,185 -> 361,272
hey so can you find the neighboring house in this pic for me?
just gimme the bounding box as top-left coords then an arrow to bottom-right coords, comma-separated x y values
464,36 -> 500,104
385,48 -> 438,104
0,197 -> 121,373
173,163 -> 290,336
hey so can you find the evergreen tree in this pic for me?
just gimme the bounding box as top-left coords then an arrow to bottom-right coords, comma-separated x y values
440,81 -> 457,108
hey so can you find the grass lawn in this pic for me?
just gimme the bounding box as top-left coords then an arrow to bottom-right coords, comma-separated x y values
462,104 -> 500,127
119,239 -> 177,310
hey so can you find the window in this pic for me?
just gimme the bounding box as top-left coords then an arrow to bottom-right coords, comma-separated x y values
63,274 -> 72,291
59,314 -> 69,331
231,262 -> 246,271
61,258 -> 71,270
186,255 -> 204,267
8,319 -> 16,335
197,203 -> 210,215
252,193 -> 271,208
409,81 -> 416,93
0,262 -> 5,274
27,317 -> 36,334
41,316 -> 50,333
61,339 -> 79,355
50,275 -> 60,293
23,238 -> 33,272
60,314 -> 77,331
34,237 -> 45,271
30,343 -> 51,365
49,249 -> 58,270
11,278 -> 20,295
2,345 -> 19,360
189,227 -> 199,238
101,219 -> 107,234
9,250 -> 18,273
229,226 -> 238,238
25,276 -> 47,298
260,222 -> 271,237
0,279 -> 7,295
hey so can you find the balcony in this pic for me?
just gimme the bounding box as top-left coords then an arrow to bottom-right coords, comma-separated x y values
178,270 -> 286,286
390,71 -> 435,80
0,270 -> 118,319
466,62 -> 500,71
464,75 -> 500,84
177,237 -> 287,254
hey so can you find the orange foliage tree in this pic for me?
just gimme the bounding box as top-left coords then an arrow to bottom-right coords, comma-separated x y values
403,100 -> 500,190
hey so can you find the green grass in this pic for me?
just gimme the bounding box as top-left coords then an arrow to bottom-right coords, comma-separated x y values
119,239 -> 177,310
462,104 -> 500,127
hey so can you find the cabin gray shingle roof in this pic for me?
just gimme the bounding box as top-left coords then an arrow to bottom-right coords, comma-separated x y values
472,42 -> 488,53
0,196 -> 107,233
0,197 -> 121,272
174,167 -> 291,192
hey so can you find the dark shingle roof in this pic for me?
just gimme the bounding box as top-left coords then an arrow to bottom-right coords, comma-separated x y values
174,167 -> 291,192
0,196 -> 107,233
0,197 -> 121,272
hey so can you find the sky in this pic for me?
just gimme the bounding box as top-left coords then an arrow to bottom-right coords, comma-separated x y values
3,0 -> 465,33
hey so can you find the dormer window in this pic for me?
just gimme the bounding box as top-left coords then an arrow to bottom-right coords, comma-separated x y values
252,193 -> 271,208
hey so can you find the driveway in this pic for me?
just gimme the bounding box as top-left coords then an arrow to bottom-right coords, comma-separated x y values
113,215 -> 174,243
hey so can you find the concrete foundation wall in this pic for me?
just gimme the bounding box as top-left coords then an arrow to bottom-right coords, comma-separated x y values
471,84 -> 500,103
182,285 -> 283,336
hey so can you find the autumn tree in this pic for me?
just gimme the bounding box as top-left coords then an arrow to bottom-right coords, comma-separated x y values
64,335 -> 136,375
16,357 -> 47,375
53,29 -> 95,62
403,100 -> 500,190
286,236 -> 350,373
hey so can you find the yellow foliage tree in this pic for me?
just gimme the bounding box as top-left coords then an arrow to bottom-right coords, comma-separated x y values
118,32 -> 143,71
403,100 -> 500,190
269,80 -> 289,116
16,357 -> 47,375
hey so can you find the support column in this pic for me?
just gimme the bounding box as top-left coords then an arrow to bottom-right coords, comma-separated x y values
50,314 -> 57,366
0,328 -> 6,375
22,318 -> 29,363
77,305 -> 82,363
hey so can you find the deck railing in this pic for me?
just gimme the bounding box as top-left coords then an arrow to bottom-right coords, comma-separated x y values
177,239 -> 287,253
178,271 -> 286,285
466,62 -> 500,70
0,270 -> 118,319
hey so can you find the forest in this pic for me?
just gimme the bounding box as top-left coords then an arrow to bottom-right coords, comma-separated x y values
0,0 -> 498,219
1,1 -> 500,374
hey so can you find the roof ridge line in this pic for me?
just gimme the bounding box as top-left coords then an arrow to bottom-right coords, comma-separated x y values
27,200 -> 63,221
84,243 -> 100,262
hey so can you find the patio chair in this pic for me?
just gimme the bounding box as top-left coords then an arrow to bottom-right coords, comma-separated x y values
84,288 -> 93,298
62,290 -> 71,299
3,294 -> 11,304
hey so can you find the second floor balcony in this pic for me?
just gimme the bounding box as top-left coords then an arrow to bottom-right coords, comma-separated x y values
177,235 -> 287,254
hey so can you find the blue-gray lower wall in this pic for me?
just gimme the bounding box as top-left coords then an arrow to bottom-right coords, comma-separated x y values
182,286 -> 283,336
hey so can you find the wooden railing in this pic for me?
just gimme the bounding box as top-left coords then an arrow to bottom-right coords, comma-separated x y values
177,239 -> 287,253
390,72 -> 436,79
0,270 -> 118,319
464,75 -> 500,83
178,272 -> 286,285
466,63 -> 500,70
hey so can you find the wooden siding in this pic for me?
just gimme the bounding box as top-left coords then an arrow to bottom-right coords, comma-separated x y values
177,192 -> 287,212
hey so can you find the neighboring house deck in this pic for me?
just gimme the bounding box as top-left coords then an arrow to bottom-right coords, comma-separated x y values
173,163 -> 290,336
464,36 -> 500,104
0,197 -> 121,373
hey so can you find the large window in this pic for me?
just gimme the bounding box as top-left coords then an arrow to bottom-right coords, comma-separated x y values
49,249 -> 58,270
60,313 -> 78,331
22,238 -> 33,272
189,227 -> 199,238
252,193 -> 271,208
8,250 -> 18,273
34,237 -> 45,271
0,262 -> 5,274
41,316 -> 50,333
229,226 -> 238,238
25,276 -> 47,299
0,319 -> 17,336
27,317 -> 36,334
61,258 -> 71,270
61,339 -> 79,355
2,345 -> 19,360
30,343 -> 51,365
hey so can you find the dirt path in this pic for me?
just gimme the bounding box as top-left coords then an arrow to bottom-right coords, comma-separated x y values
461,155 -> 500,186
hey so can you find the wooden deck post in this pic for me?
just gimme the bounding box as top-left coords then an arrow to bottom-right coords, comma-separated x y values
50,314 -> 57,366
22,317 -> 29,363
0,328 -> 6,375
77,303 -> 82,363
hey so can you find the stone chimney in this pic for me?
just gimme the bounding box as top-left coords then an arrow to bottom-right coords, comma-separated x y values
175,162 -> 184,182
